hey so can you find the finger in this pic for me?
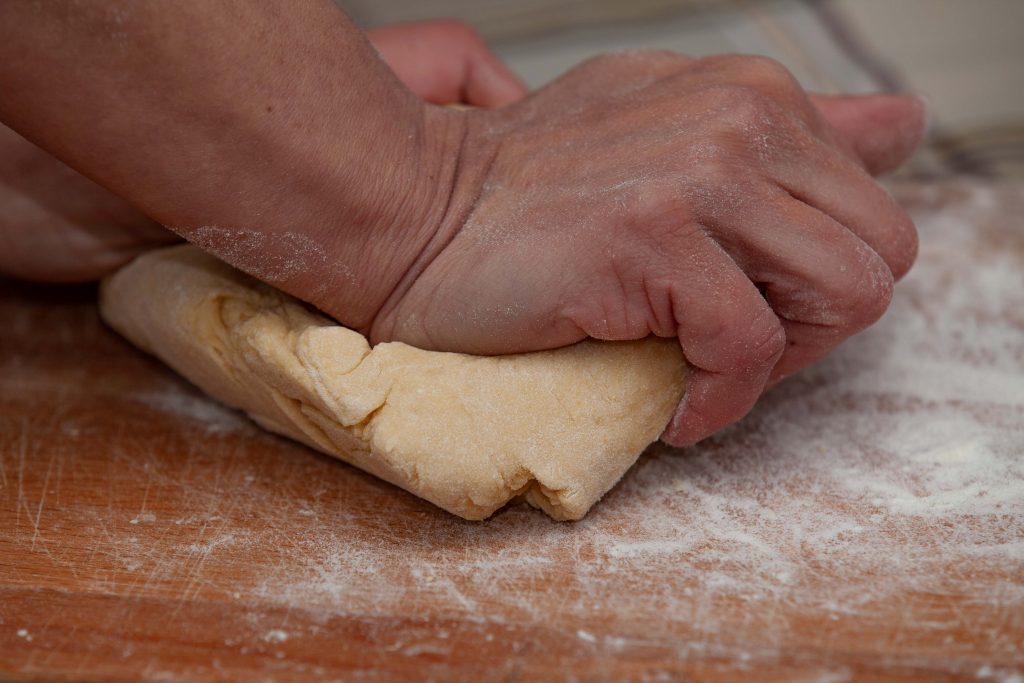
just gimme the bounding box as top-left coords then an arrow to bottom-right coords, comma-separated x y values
810,93 -> 928,175
658,236 -> 786,446
706,190 -> 895,380
462,44 -> 530,108
771,134 -> 919,281
699,56 -> 927,175
697,55 -> 835,140
366,20 -> 527,107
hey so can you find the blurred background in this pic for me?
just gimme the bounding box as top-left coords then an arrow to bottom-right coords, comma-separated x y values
341,0 -> 1024,178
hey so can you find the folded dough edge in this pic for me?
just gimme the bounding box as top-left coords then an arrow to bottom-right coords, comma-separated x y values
99,245 -> 685,520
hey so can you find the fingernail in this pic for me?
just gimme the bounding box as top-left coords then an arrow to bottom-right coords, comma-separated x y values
661,396 -> 696,447
669,391 -> 688,430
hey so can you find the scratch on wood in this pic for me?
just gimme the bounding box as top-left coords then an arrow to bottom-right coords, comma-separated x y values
31,453 -> 56,550
131,467 -> 153,524
16,416 -> 28,531
0,437 -> 8,489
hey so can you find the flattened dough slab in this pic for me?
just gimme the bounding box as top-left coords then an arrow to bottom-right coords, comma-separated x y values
100,245 -> 686,520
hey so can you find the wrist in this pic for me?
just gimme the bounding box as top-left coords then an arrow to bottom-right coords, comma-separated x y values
364,104 -> 503,344
172,82 -> 471,335
326,103 -> 472,334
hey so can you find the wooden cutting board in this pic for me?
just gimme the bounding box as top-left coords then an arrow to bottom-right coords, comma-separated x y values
2,180 -> 1022,682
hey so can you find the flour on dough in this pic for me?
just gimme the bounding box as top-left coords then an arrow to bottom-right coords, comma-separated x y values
100,245 -> 685,520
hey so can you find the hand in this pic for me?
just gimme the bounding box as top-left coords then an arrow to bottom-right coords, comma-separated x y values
366,20 -> 527,107
0,19 -> 526,282
0,123 -> 176,282
362,52 -> 926,446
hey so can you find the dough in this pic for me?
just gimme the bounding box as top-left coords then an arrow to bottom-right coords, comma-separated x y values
99,245 -> 686,520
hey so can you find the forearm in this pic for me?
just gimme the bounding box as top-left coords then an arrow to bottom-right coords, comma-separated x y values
0,0 -> 462,327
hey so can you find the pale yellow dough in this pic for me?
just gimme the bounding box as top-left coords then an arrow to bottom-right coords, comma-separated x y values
100,245 -> 686,520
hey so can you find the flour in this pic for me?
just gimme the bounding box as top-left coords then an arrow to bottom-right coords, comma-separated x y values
16,183 -> 1015,677
131,389 -> 249,435
230,183 -> 1022,672
129,511 -> 157,525
263,630 -> 289,644
187,226 -> 350,299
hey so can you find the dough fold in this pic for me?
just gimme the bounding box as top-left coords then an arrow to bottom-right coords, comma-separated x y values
100,245 -> 686,520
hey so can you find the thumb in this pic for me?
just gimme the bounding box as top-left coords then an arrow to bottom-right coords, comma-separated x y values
810,93 -> 928,176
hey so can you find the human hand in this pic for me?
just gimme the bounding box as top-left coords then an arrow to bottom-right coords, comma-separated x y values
362,52 -> 926,446
366,20 -> 527,107
0,123 -> 176,282
0,19 -> 525,282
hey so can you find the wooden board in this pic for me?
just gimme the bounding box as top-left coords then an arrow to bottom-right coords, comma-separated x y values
2,180 -> 1023,682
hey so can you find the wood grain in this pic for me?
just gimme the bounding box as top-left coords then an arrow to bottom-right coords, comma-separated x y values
2,180 -> 1022,682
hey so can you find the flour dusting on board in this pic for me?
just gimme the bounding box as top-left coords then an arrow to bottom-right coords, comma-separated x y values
33,183 -> 1019,677
220,184 -> 1023,670
132,389 -> 250,434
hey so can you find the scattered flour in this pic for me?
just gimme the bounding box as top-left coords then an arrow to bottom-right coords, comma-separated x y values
187,226 -> 353,299
232,183 -> 1023,670
129,511 -> 157,525
10,183 -> 1018,677
131,389 -> 249,435
263,630 -> 289,644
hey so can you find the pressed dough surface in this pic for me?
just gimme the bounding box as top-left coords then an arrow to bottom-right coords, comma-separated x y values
98,245 -> 686,520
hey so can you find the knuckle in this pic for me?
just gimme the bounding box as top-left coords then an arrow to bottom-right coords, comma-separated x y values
702,55 -> 806,113
573,53 -> 627,80
888,209 -> 919,280
708,84 -> 783,135
736,55 -> 801,92
578,52 -> 625,70
695,86 -> 791,170
708,304 -> 786,373
578,49 -> 688,77
629,183 -> 699,230
744,311 -> 788,367
832,252 -> 895,329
